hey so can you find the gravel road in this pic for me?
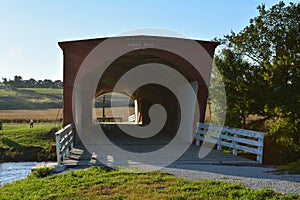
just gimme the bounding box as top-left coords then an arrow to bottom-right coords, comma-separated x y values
162,164 -> 300,194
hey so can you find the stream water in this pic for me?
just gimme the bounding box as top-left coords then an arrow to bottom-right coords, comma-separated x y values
0,162 -> 44,186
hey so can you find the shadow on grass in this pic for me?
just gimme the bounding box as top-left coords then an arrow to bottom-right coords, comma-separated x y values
17,89 -> 38,95
1,137 -> 22,148
35,127 -> 57,141
18,89 -> 62,100
0,137 -> 51,162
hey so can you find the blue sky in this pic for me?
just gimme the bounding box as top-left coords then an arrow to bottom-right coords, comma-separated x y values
0,0 -> 295,81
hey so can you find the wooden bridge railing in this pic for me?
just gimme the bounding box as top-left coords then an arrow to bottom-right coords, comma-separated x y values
54,124 -> 74,165
196,123 -> 266,164
128,114 -> 136,122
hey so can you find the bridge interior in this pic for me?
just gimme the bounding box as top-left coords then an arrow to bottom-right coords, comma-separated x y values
94,51 -> 199,142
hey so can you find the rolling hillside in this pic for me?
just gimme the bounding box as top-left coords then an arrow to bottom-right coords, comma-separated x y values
0,88 -> 63,110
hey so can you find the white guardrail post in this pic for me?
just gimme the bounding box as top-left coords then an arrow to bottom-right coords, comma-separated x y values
54,124 -> 74,165
232,132 -> 237,156
257,137 -> 264,163
55,130 -> 62,165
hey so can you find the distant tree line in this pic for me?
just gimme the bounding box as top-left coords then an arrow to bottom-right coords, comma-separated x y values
1,75 -> 62,90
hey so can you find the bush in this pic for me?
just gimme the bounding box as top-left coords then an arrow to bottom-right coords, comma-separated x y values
30,167 -> 53,178
266,117 -> 300,164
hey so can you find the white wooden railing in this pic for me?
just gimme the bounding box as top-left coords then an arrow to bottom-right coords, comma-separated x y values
196,123 -> 266,164
55,124 -> 74,165
128,114 -> 136,122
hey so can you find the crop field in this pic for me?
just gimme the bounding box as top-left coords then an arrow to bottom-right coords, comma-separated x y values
0,107 -> 135,123
0,88 -> 136,122
94,107 -> 135,122
0,109 -> 63,122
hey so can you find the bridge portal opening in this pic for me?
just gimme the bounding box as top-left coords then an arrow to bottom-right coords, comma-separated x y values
91,50 -> 200,144
58,36 -> 219,146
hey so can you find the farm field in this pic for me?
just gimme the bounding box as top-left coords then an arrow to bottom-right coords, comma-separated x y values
0,107 -> 135,123
0,88 -> 135,122
94,107 -> 135,122
0,109 -> 63,122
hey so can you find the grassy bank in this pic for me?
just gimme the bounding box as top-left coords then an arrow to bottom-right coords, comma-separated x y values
0,167 -> 298,199
0,124 -> 58,162
0,88 -> 63,110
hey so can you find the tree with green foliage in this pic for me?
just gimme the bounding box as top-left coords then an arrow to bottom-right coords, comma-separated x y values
216,1 -> 300,163
214,49 -> 266,128
1,76 -> 62,89
2,78 -> 8,89
42,79 -> 53,88
3,75 -> 23,90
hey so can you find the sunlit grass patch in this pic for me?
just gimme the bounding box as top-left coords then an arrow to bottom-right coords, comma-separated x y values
0,166 -> 298,199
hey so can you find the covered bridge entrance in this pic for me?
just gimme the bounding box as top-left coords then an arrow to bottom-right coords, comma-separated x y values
58,36 -> 221,167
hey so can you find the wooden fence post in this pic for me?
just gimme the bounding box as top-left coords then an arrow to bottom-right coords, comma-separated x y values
55,133 -> 61,165
257,137 -> 263,164
232,132 -> 237,156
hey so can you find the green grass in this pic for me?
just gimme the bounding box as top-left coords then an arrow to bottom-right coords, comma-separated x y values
0,89 -> 18,96
20,88 -> 63,95
0,88 -> 62,110
0,124 -> 58,162
0,167 -> 298,200
0,88 -> 62,96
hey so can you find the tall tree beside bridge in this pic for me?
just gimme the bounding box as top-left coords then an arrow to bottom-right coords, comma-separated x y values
216,1 -> 300,163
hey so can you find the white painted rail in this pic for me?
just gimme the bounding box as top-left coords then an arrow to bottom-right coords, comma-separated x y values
196,123 -> 266,164
128,114 -> 136,122
54,124 -> 74,165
